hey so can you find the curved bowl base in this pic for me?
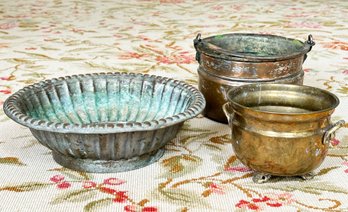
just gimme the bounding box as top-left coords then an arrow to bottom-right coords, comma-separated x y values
52,149 -> 165,173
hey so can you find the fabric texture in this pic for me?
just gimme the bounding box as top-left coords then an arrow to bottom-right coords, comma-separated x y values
0,0 -> 348,211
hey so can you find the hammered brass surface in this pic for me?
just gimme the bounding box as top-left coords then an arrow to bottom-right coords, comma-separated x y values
198,69 -> 304,123
194,33 -> 313,123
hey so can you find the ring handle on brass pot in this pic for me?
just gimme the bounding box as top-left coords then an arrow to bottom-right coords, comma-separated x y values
303,34 -> 315,62
193,33 -> 202,63
323,120 -> 345,145
222,102 -> 234,126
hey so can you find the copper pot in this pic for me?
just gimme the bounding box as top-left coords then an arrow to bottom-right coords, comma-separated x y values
223,84 -> 345,183
194,33 -> 315,123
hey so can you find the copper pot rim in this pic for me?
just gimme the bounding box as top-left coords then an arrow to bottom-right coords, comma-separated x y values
226,83 -> 340,116
195,33 -> 314,62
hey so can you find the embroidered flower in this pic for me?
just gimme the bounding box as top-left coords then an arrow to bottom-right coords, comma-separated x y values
208,183 -> 225,194
113,191 -> 128,203
323,41 -> 348,51
155,52 -> 194,64
103,177 -> 126,185
235,193 -> 294,210
57,181 -> 71,189
0,75 -> 15,81
124,205 -> 137,212
82,181 -> 97,189
142,206 -> 158,212
0,22 -> 17,30
50,175 -> 65,183
225,166 -> 251,172
0,89 -> 11,94
331,138 -> 340,146
119,52 -> 147,60
236,200 -> 261,211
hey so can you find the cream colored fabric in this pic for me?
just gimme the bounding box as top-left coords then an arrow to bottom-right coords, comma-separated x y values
0,0 -> 348,211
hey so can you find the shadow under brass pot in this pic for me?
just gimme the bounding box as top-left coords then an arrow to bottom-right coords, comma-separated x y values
194,33 -> 315,123
223,84 -> 345,183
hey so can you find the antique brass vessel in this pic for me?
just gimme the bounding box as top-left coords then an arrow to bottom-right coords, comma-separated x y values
194,33 -> 315,123
223,84 -> 345,183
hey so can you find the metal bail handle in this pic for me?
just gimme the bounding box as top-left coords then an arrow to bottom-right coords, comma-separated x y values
303,34 -> 315,62
306,34 -> 315,51
323,120 -> 345,145
193,33 -> 202,63
222,102 -> 234,126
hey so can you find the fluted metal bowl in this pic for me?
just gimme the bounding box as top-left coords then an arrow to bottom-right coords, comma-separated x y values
3,72 -> 205,173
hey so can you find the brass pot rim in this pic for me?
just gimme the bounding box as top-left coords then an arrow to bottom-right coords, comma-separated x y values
195,33 -> 315,62
227,83 -> 340,116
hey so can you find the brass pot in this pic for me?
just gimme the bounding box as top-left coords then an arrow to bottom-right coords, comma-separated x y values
194,33 -> 315,123
223,84 -> 345,183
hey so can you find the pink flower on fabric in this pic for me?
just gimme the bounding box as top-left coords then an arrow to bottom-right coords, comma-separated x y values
225,166 -> 252,172
209,183 -> 225,194
119,52 -> 147,60
156,53 -> 195,64
344,169 -> 348,173
0,89 -> 11,94
264,192 -> 295,205
124,205 -> 137,212
331,138 -> 340,146
57,181 -> 71,189
113,191 -> 128,203
342,70 -> 348,75
0,22 -> 17,30
82,181 -> 97,189
0,75 -> 15,81
342,161 -> 348,166
103,177 -> 126,185
212,5 -> 224,10
236,200 -> 261,211
142,206 -> 158,212
50,175 -> 65,183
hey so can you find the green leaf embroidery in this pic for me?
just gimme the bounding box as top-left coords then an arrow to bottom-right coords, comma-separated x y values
0,182 -> 50,192
155,188 -> 210,208
51,189 -> 97,205
0,157 -> 26,166
317,166 -> 339,176
14,51 -> 54,60
83,198 -> 113,212
60,57 -> 85,61
160,154 -> 203,178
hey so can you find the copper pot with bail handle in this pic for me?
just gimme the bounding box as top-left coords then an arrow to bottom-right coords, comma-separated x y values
222,83 -> 345,183
194,33 -> 315,123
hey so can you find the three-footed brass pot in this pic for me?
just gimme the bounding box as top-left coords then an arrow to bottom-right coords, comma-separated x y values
223,84 -> 345,183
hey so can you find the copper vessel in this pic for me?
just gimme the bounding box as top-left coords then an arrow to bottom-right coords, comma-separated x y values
194,33 -> 315,123
223,84 -> 345,183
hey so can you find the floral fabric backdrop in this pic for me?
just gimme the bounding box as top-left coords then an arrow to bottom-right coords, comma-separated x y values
0,0 -> 348,211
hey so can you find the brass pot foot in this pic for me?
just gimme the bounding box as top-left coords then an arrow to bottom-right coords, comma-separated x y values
252,172 -> 272,183
300,172 -> 315,180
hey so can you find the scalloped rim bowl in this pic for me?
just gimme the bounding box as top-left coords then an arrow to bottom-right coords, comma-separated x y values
3,72 -> 205,173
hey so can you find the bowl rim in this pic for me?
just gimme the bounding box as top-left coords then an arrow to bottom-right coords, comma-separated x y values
196,33 -> 313,62
3,72 -> 205,134
226,83 -> 340,116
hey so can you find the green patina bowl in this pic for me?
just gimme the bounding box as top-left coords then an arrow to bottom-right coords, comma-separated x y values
3,72 -> 205,173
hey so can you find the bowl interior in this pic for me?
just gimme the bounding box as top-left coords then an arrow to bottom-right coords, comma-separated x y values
16,74 -> 194,125
229,84 -> 339,114
205,34 -> 305,57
